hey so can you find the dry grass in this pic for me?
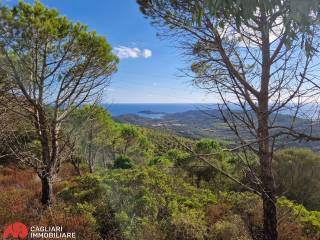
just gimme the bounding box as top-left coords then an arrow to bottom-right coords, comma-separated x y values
0,164 -> 99,240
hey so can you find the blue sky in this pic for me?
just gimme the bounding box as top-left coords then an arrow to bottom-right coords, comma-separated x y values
4,0 -> 216,103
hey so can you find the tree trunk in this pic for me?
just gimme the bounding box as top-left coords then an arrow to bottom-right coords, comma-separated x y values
88,161 -> 94,173
260,153 -> 277,240
88,125 -> 94,173
112,141 -> 116,161
258,7 -> 277,238
41,176 -> 54,206
75,164 -> 81,176
75,161 -> 81,176
258,111 -> 278,240
88,150 -> 95,173
102,150 -> 107,168
71,156 -> 81,176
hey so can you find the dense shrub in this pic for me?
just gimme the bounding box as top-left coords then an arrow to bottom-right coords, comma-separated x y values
2,162 -> 320,240
220,192 -> 320,240
60,167 -> 217,240
209,215 -> 251,240
39,203 -> 101,240
274,148 -> 320,210
113,155 -> 134,169
149,156 -> 173,167
277,197 -> 320,240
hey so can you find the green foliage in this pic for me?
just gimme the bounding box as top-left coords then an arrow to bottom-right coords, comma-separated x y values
166,148 -> 191,167
117,125 -> 155,165
278,197 -> 320,238
59,174 -> 105,204
195,139 -> 222,153
209,215 -> 251,240
274,148 -> 320,210
144,128 -> 194,155
0,1 -> 118,203
68,106 -> 157,172
58,167 -> 320,240
194,139 -> 231,171
220,191 -> 320,239
69,105 -> 117,171
149,156 -> 173,167
167,139 -> 236,191
113,156 -> 134,169
139,0 -> 320,56
61,167 -> 216,240
119,125 -> 143,153
120,125 -> 140,142
0,1 -> 118,65
0,1 -> 118,102
5,1 -> 320,239
219,191 -> 261,217
103,167 -> 217,239
170,208 -> 208,240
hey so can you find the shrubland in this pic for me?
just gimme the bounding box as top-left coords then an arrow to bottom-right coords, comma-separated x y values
1,104 -> 320,239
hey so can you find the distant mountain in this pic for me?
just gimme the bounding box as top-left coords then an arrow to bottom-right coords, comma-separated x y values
114,109 -> 320,151
115,109 -> 235,141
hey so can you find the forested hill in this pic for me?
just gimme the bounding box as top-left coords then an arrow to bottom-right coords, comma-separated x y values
114,109 -> 320,151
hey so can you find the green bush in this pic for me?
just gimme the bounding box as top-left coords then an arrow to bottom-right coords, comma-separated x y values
60,167 -> 216,240
278,197 -> 320,239
219,192 -> 320,240
59,174 -> 105,203
209,215 -> 251,240
149,156 -> 173,167
113,156 -> 134,169
102,167 -> 217,239
58,169 -> 320,240
274,148 -> 320,210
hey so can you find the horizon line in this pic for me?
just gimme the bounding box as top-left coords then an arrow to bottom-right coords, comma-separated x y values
102,102 -> 218,104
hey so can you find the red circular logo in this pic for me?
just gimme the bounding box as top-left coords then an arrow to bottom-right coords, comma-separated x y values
2,222 -> 28,239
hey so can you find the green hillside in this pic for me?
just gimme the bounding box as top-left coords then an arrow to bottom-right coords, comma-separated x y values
1,104 -> 320,239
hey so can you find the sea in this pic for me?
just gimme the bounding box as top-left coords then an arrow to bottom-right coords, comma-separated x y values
104,103 -> 217,118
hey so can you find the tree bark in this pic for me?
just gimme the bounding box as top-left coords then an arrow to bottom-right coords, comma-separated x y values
71,156 -> 82,176
259,6 -> 278,238
258,106 -> 278,240
88,161 -> 94,173
260,151 -> 278,240
40,176 -> 54,206
75,164 -> 81,176
37,115 -> 59,206
258,103 -> 278,240
87,123 -> 94,173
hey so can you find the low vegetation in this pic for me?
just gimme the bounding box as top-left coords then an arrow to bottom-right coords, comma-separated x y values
1,1 -> 320,240
1,104 -> 320,239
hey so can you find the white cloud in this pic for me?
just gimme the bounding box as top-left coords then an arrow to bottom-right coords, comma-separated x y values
114,47 -> 140,59
142,49 -> 152,58
114,46 -> 152,59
